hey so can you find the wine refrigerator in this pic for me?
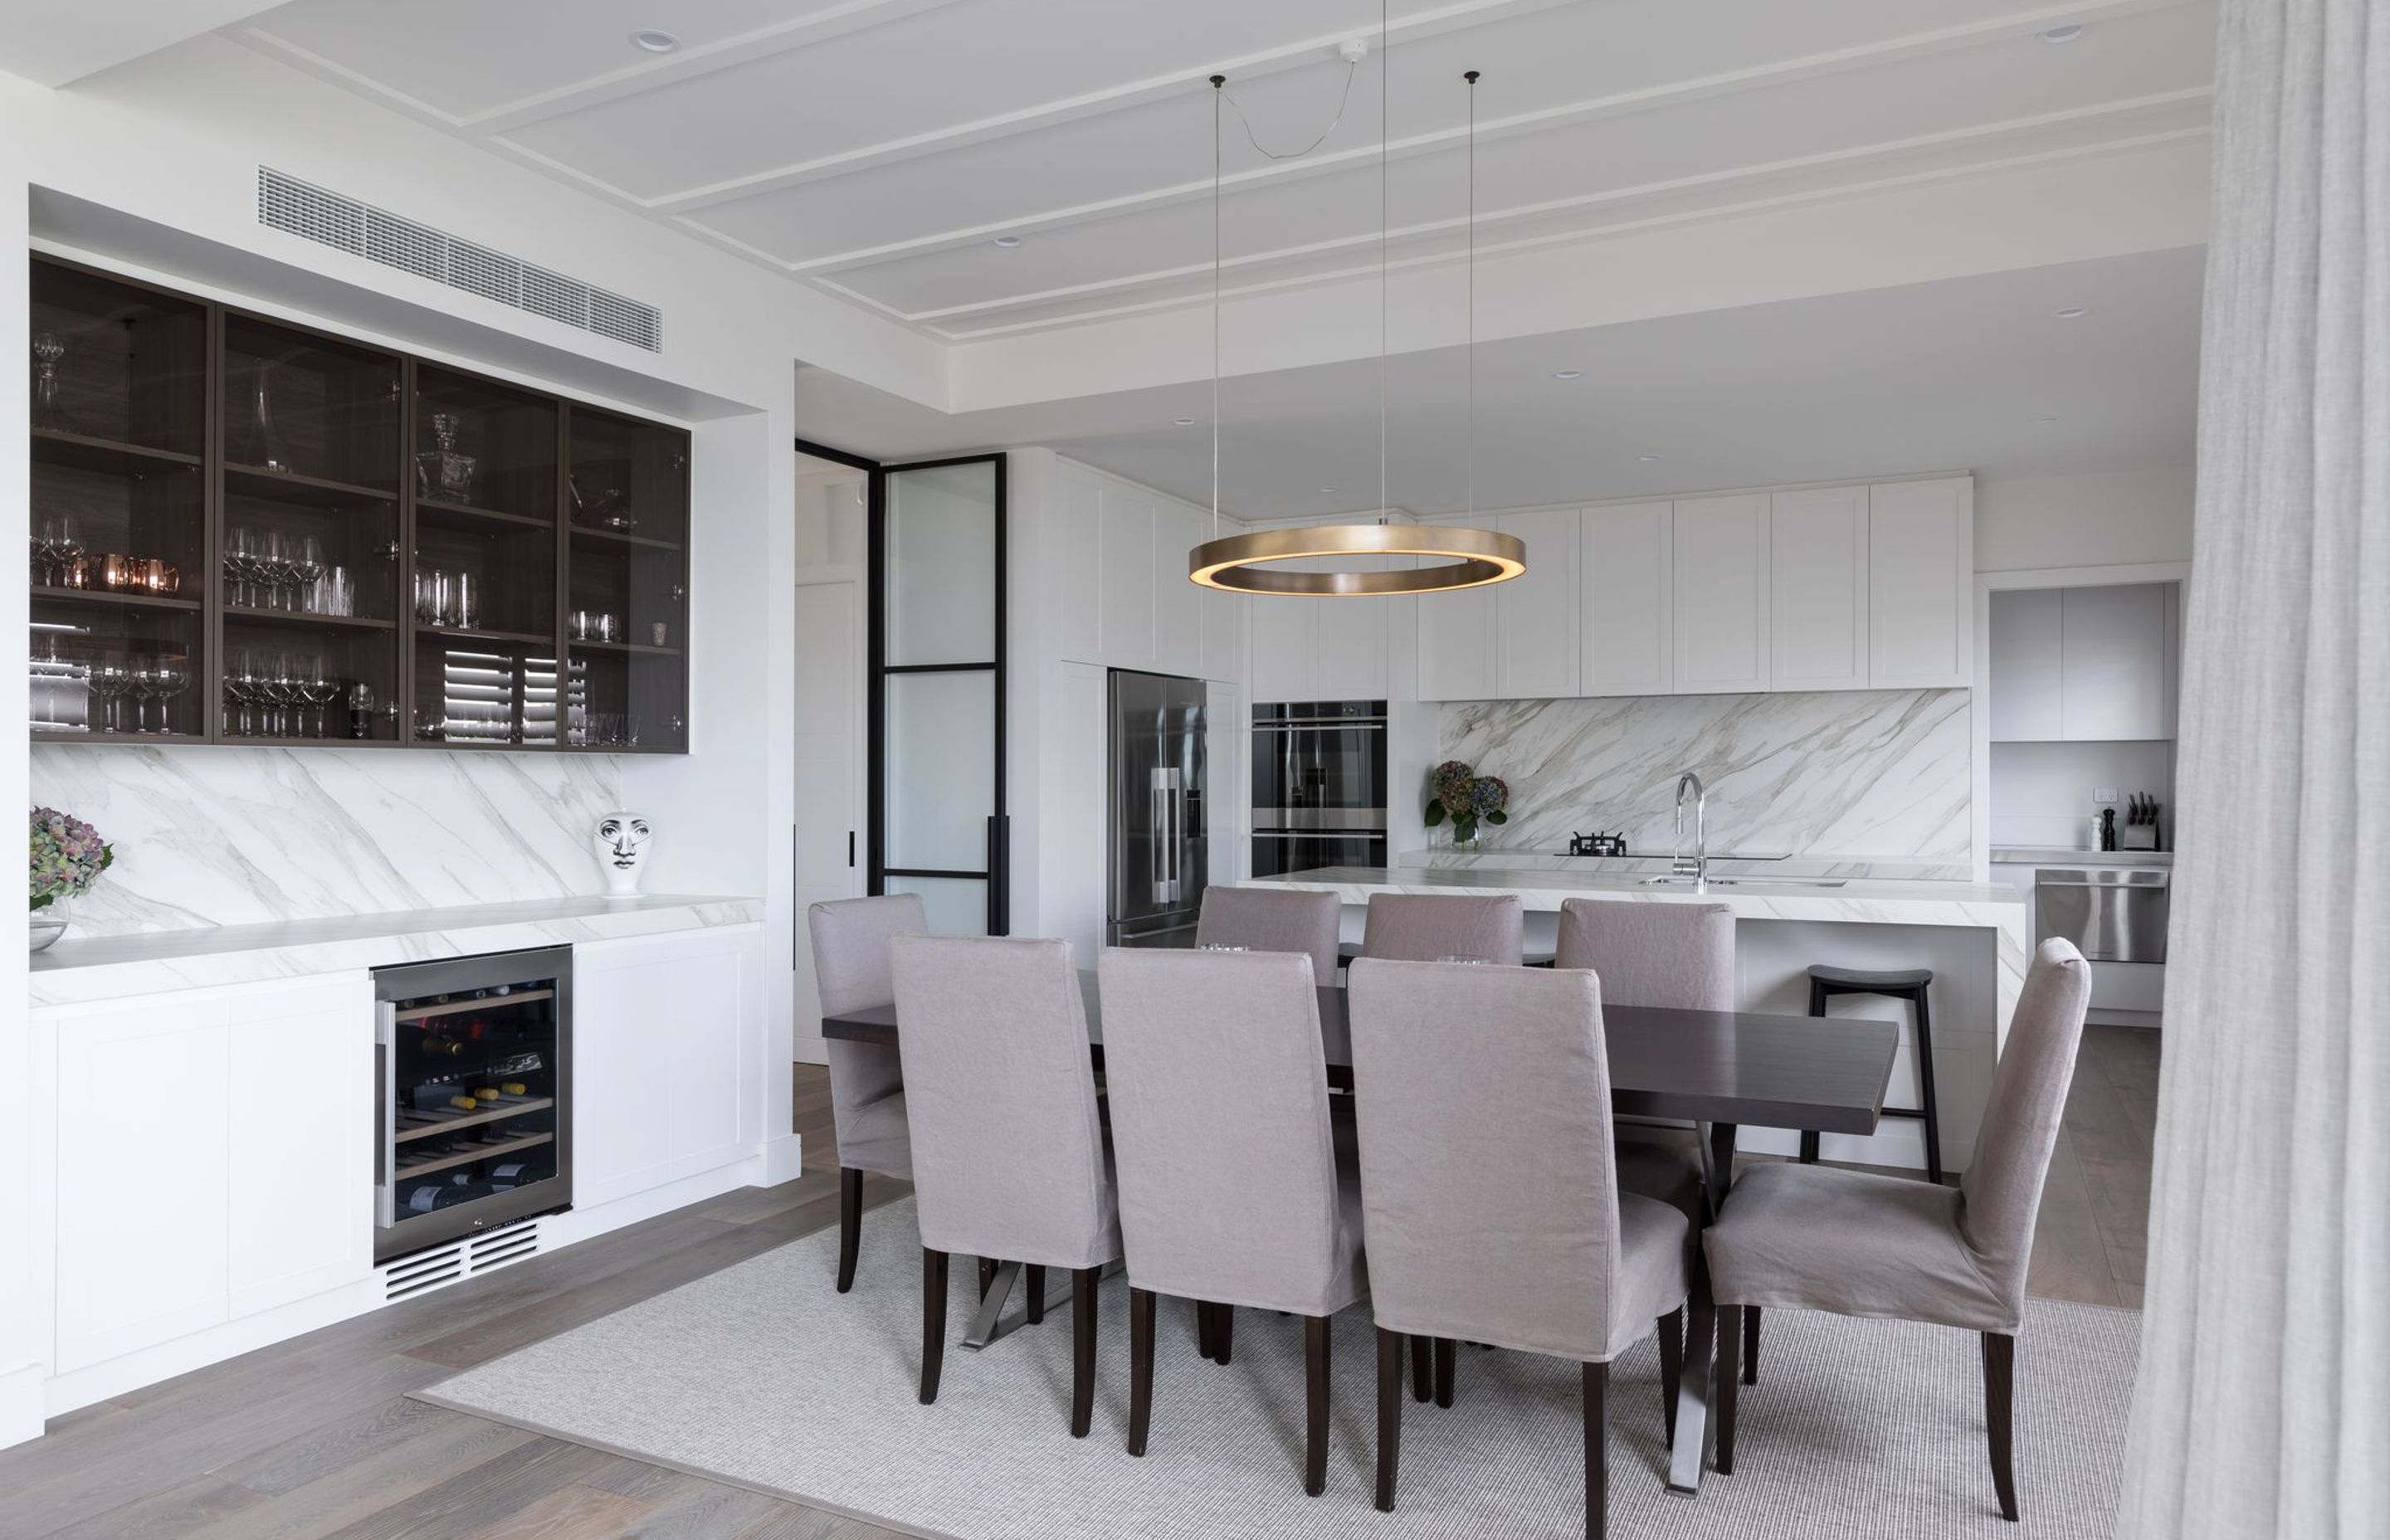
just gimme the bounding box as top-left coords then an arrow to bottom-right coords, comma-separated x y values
373,948 -> 572,1263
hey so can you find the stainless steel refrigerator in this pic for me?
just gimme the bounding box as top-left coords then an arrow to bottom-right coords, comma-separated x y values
1108,669 -> 1207,946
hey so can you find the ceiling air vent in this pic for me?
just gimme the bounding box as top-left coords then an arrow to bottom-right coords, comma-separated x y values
258,168 -> 663,353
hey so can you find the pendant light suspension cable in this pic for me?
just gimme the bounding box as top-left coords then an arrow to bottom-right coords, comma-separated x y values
1378,0 -> 1389,524
1211,74 -> 1223,541
1466,68 -> 1478,524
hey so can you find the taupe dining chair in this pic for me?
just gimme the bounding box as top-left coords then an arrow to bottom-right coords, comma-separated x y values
1555,896 -> 1737,1226
806,894 -> 925,1294
1704,938 -> 2092,1522
1360,892 -> 1524,965
1193,885 -> 1343,985
1347,958 -> 1692,1538
890,933 -> 1123,1436
1096,947 -> 1366,1494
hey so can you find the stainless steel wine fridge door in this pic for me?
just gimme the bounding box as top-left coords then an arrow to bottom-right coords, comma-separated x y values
373,947 -> 573,1264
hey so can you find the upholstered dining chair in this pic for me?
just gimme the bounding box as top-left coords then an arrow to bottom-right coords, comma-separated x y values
1360,892 -> 1524,965
1703,938 -> 2092,1522
1555,897 -> 1737,1226
1347,958 -> 1691,1538
890,933 -> 1123,1436
806,893 -> 927,1294
1096,946 -> 1365,1494
1193,885 -> 1343,986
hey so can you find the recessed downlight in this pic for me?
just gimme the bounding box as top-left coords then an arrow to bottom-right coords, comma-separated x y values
1552,368 -> 1583,380
1173,417 -> 1196,426
1319,486 -> 1338,494
2037,23 -> 2085,43
2055,305 -> 2090,319
630,29 -> 680,52
1637,454 -> 1661,462
2031,416 -> 2061,424
991,235 -> 1023,248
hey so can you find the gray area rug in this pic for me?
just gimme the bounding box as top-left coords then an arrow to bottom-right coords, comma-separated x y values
418,1197 -> 2138,1538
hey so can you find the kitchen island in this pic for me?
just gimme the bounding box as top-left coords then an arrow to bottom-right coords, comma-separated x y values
1237,865 -> 2027,1174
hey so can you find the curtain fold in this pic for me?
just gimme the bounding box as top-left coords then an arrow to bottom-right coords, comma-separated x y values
2114,0 -> 2389,1535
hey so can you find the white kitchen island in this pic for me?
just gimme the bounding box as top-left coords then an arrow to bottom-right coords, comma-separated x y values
1237,865 -> 2027,1175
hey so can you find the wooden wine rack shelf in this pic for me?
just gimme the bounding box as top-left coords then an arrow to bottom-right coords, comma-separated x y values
395,1092 -> 554,1143
393,1128 -> 554,1182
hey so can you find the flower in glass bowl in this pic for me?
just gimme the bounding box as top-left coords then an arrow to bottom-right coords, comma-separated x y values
31,806 -> 113,912
1423,761 -> 1510,847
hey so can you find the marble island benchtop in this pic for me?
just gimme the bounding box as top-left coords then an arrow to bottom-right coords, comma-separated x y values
1246,865 -> 2022,918
30,894 -> 763,1008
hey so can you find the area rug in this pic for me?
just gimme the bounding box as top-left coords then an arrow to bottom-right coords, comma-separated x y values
417,1198 -> 2138,1538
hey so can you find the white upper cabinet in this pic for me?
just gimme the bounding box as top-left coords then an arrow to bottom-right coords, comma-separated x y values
2060,583 -> 2169,739
1988,588 -> 2065,740
1671,494 -> 1772,694
1312,558 -> 1393,702
1580,501 -> 1672,696
1096,484 -> 1156,670
1151,499 -> 1205,680
1248,563 -> 1315,704
1867,477 -> 1973,689
1768,485 -> 1870,691
1495,508 -> 1581,699
1046,469 -> 1103,665
1416,522 -> 1498,704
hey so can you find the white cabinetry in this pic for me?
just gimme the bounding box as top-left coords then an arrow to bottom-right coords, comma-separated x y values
1867,477 -> 1973,689
1495,508 -> 1580,699
37,973 -> 373,1376
1096,484 -> 1156,670
1988,589 -> 2064,740
1152,499 -> 1205,679
1768,485 -> 1870,691
1045,457 -> 1244,686
574,928 -> 757,1210
1257,559 -> 1396,703
1416,538 -> 1496,702
1671,494 -> 1772,694
1989,583 -> 2173,741
1580,501 -> 1672,697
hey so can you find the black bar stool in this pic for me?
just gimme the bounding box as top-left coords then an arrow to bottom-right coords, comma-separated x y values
1797,964 -> 1943,1184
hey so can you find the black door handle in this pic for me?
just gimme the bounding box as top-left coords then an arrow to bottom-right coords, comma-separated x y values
847,831 -> 855,868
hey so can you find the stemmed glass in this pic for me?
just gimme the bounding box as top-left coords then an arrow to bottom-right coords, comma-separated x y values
266,651 -> 304,737
32,514 -> 81,586
223,647 -> 257,736
147,658 -> 190,736
89,658 -> 134,735
223,528 -> 256,609
31,331 -> 82,435
290,537 -> 325,614
257,532 -> 291,611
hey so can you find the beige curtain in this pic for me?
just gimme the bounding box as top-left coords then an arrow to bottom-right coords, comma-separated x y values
2114,0 -> 2389,1536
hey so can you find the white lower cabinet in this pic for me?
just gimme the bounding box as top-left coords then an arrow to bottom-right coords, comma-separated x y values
574,928 -> 757,1209
40,972 -> 373,1377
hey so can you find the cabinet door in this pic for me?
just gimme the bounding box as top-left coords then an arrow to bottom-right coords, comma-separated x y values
1496,509 -> 1581,699
1313,558 -> 1392,701
1580,502 -> 1671,695
1046,469 -> 1104,665
1868,477 -> 1972,689
1416,575 -> 1495,702
1769,486 -> 1870,691
1151,500 -> 1205,679
1200,566 -> 1245,685
1988,588 -> 2064,740
229,976 -> 374,1318
50,1006 -> 232,1373
1248,567 -> 1314,704
575,928 -> 758,1208
2061,584 -> 2168,739
1671,494 -> 1771,694
1097,484 -> 1156,669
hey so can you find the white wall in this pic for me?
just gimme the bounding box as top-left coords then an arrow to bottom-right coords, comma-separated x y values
1974,465 -> 2195,573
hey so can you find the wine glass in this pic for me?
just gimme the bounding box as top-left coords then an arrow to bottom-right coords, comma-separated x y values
291,536 -> 325,613
223,527 -> 256,610
297,655 -> 338,738
225,647 -> 261,736
89,658 -> 133,735
148,657 -> 191,736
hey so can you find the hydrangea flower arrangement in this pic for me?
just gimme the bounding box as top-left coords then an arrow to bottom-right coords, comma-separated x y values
31,807 -> 112,912
1422,759 -> 1510,846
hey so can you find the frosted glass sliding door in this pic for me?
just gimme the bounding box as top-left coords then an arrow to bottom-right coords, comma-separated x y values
871,456 -> 1007,934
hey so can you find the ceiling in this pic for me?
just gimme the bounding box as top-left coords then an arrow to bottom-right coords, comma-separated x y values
794,247 -> 2203,518
227,0 -> 2215,348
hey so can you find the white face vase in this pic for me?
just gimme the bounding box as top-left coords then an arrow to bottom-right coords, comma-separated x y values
593,812 -> 653,898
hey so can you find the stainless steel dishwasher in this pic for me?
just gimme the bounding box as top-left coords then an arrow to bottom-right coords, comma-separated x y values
2035,867 -> 2170,962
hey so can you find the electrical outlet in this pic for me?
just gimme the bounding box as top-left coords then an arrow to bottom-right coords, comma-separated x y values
2093,787 -> 2119,803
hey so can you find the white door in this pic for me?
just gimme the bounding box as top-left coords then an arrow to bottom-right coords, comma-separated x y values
229,977 -> 373,1318
1672,494 -> 1771,694
1769,486 -> 1870,691
1313,559 -> 1393,700
1152,500 -> 1205,679
1249,570 -> 1314,704
793,574 -> 865,1064
576,930 -> 757,1208
1099,485 -> 1158,670
1416,577 -> 1495,702
2061,584 -> 2168,739
1988,588 -> 2065,740
1581,502 -> 1672,695
1496,508 -> 1581,699
1868,477 -> 1972,689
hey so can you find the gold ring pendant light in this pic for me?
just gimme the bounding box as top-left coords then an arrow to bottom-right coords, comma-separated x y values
1188,27 -> 1521,597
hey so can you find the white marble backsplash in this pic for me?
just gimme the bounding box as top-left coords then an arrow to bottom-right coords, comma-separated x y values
31,745 -> 626,936
1436,690 -> 1971,860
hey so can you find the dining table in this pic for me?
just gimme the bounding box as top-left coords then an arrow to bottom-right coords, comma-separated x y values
821,967 -> 1900,1497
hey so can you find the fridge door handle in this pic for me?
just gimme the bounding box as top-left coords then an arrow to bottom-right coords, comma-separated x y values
374,1001 -> 398,1231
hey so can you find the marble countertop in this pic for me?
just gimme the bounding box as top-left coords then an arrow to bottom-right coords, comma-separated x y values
1991,848 -> 2173,866
1397,848 -> 1972,881
1240,865 -> 2023,924
30,894 -> 763,1007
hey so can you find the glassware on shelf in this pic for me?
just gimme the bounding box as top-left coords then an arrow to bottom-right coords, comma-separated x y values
28,633 -> 89,733
247,360 -> 296,475
224,528 -> 256,608
133,558 -> 180,597
416,412 -> 478,504
298,655 -> 340,738
93,553 -> 138,592
451,571 -> 478,631
308,564 -> 355,617
30,331 -> 84,436
88,658 -> 134,734
223,647 -> 260,737
568,475 -> 635,531
290,536 -> 325,612
650,621 -> 669,647
148,657 -> 190,734
32,514 -> 83,587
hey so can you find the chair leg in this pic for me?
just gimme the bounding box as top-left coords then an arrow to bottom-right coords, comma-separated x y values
1196,1299 -> 1216,1360
919,1248 -> 949,1406
1984,1331 -> 2019,1521
1801,978 -> 1828,1164
1127,1287 -> 1156,1456
1304,1316 -> 1330,1497
1583,1361 -> 1608,1540
1714,1304 -> 1740,1474
1214,1304 -> 1234,1366
1656,1309 -> 1682,1445
1743,1305 -> 1761,1385
1374,1328 -> 1404,1513
1068,1266 -> 1099,1438
836,1167 -> 863,1294
1912,986 -> 1944,1186
1410,1334 -> 1434,1402
1433,1337 -> 1456,1409
1025,1265 -> 1046,1326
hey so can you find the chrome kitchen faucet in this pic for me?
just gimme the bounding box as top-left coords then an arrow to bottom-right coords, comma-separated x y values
1674,771 -> 1709,890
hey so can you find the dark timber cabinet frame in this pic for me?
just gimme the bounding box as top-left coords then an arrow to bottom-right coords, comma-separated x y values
27,254 -> 690,753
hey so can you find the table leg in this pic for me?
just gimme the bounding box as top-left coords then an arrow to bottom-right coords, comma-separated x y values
1667,1120 -> 1739,1495
963,1259 -> 1123,1351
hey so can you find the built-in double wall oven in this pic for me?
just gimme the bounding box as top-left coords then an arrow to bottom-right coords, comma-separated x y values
1250,699 -> 1388,879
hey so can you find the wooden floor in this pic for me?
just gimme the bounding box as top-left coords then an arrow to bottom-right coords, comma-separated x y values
0,1028 -> 2158,1540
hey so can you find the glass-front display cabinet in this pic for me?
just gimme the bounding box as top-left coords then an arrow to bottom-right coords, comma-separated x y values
26,256 -> 690,753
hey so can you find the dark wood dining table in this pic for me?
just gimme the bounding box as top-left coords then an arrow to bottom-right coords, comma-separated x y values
822,969 -> 1900,1497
